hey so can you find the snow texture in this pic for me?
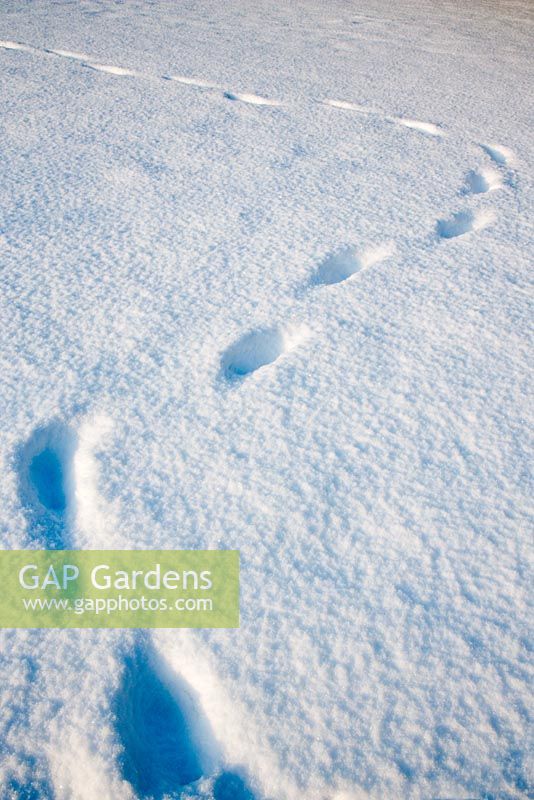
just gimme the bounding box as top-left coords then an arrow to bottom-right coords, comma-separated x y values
0,0 -> 532,799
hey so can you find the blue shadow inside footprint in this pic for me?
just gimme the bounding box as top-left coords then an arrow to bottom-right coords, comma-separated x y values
16,422 -> 76,549
6,776 -> 54,800
29,449 -> 66,512
214,771 -> 257,800
114,642 -> 204,798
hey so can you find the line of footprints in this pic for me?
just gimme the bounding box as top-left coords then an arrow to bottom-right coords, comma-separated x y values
15,417 -> 258,799
0,36 -> 519,357
2,36 -> 519,800
221,143 -> 514,379
1,38 -> 518,382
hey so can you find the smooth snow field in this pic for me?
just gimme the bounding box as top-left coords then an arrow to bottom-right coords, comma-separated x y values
0,1 -> 533,798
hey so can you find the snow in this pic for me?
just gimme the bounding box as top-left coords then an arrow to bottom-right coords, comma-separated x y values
0,0 -> 532,799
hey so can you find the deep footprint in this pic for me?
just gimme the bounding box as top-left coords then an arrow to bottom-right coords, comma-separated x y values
465,167 -> 502,194
481,142 -> 516,167
114,640 -> 207,799
221,325 -> 310,379
437,209 -> 495,239
312,243 -> 393,286
17,421 -> 77,548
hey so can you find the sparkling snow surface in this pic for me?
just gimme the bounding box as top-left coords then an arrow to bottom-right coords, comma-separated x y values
0,1 -> 532,798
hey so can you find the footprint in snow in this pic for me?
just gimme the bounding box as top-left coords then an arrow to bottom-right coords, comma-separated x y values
0,40 -> 33,52
464,167 -> 503,194
45,48 -> 91,61
481,142 -> 516,167
312,243 -> 394,286
394,118 -> 444,136
114,639 -> 206,799
322,100 -> 443,136
221,324 -> 310,379
16,421 -> 78,549
86,63 -> 138,76
437,209 -> 495,239
323,99 -> 376,113
115,637 -> 259,799
224,91 -> 281,107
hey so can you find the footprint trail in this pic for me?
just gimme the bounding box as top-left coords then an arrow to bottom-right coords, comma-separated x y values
395,118 -> 443,136
313,243 -> 394,286
44,48 -> 90,60
0,40 -> 33,52
465,167 -> 502,194
481,142 -> 517,167
224,91 -> 281,106
437,209 -> 495,239
221,325 -> 310,379
86,63 -> 138,76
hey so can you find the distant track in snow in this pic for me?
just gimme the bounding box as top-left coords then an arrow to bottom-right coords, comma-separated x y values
0,38 -> 518,156
322,98 -> 445,137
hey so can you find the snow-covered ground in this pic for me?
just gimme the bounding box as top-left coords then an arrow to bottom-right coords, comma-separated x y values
0,1 -> 533,798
